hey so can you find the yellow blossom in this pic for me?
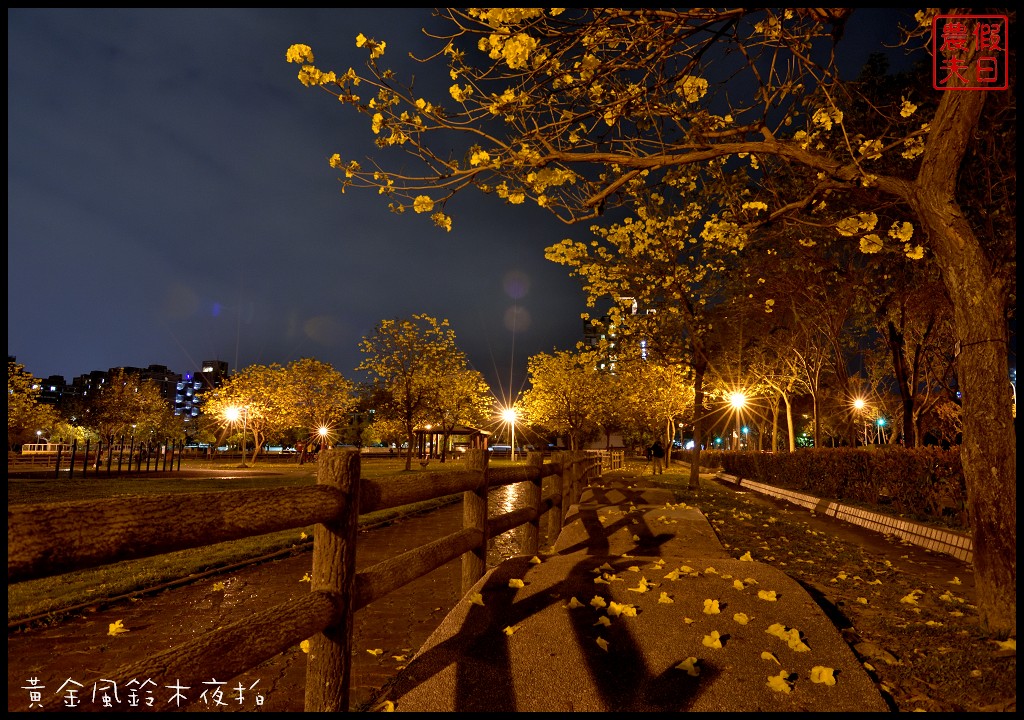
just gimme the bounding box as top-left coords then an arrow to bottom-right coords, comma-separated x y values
904,244 -> 925,260
413,196 -> 434,214
300,639 -> 310,653
733,613 -> 751,625
596,637 -> 610,651
859,234 -> 883,254
900,98 -> 918,117
676,75 -> 709,103
757,590 -> 778,602
469,592 -> 485,606
449,84 -> 473,102
367,648 -> 384,657
108,619 -> 129,637
508,578 -> 525,589
703,598 -> 721,614
286,44 -> 314,64
889,221 -> 914,242
503,625 -> 519,636
431,212 -> 452,232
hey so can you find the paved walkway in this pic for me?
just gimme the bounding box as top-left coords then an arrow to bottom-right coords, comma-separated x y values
381,476 -> 889,712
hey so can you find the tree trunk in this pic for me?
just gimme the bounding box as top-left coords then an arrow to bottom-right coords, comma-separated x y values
906,83 -> 1015,637
688,354 -> 707,490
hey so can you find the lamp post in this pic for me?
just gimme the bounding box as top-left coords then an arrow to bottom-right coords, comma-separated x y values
853,397 -> 868,445
729,391 -> 747,452
318,426 -> 330,454
502,407 -> 517,462
225,406 -> 248,468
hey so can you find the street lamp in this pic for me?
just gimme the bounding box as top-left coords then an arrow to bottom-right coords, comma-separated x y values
317,426 -> 330,453
876,417 -> 887,445
225,406 -> 248,468
729,391 -> 747,452
502,407 -> 518,462
853,397 -> 868,445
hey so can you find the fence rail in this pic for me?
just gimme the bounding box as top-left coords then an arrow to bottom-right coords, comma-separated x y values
7,448 -> 602,712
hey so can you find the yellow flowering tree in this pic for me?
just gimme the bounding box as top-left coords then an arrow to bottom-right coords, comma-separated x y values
519,350 -> 602,451
357,314 -> 465,470
277,358 -> 357,447
290,9 -> 1015,637
7,360 -> 61,450
204,364 -> 290,464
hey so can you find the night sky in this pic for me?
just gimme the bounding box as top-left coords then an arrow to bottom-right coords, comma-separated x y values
7,8 -> 917,400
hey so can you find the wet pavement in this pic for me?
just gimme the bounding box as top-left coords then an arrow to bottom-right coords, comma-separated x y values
8,484 -> 553,713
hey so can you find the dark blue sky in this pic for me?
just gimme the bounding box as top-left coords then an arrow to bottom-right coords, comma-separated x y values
7,8 -> 918,400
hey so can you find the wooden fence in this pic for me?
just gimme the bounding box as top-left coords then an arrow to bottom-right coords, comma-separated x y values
7,448 -> 601,712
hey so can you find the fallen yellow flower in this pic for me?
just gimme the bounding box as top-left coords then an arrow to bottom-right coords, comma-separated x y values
702,631 -> 723,649
810,665 -> 837,685
900,590 -> 922,605
300,639 -> 310,653
733,579 -> 745,591
733,613 -> 751,625
300,572 -> 312,583
658,592 -> 673,604
608,601 -> 637,617
628,577 -> 653,593
594,616 -> 611,627
503,625 -> 519,637
948,576 -> 962,585
757,590 -> 778,602
212,581 -> 226,592
596,637 -> 609,652
739,551 -> 753,561
508,578 -> 525,589
590,596 -> 608,609
565,597 -> 584,609
761,651 -> 780,665
767,670 -> 792,693
529,556 -> 543,564
993,638 -> 1016,651
469,592 -> 485,606
108,620 -> 129,637
367,648 -> 383,656
703,599 -> 721,614
375,700 -> 395,712
675,657 -> 701,676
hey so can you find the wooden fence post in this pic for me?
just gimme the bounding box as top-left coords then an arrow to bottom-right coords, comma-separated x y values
558,451 -> 574,526
461,448 -> 489,595
305,448 -> 360,712
524,452 -> 543,555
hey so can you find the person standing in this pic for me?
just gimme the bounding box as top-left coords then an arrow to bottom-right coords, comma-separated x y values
650,440 -> 665,475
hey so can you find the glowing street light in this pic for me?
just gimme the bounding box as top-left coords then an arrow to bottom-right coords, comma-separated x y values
729,391 -> 747,451
853,397 -> 869,445
317,426 -> 331,453
502,407 -> 518,462
225,406 -> 248,468
876,417 -> 887,445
